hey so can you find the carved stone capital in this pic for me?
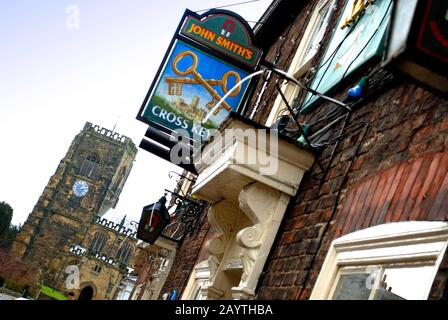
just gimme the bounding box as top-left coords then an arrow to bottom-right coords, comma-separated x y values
239,182 -> 281,225
235,182 -> 291,297
205,200 -> 250,298
207,200 -> 240,242
236,224 -> 262,286
237,224 -> 262,249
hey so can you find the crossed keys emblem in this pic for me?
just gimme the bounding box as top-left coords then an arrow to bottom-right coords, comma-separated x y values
341,0 -> 376,29
164,51 -> 242,115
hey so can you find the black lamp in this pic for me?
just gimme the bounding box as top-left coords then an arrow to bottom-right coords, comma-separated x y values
137,196 -> 171,245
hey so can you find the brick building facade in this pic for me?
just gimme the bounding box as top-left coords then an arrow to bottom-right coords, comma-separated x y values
156,0 -> 448,300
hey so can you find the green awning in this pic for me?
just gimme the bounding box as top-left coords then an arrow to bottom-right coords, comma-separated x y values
40,285 -> 68,300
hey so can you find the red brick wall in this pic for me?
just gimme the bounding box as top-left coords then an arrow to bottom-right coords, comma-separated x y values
240,0 -> 448,300
256,83 -> 448,300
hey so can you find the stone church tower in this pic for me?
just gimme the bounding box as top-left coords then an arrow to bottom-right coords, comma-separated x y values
11,122 -> 138,299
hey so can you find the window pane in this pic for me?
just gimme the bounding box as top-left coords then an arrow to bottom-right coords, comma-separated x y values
332,273 -> 372,300
193,286 -> 202,300
377,265 -> 435,300
303,2 -> 333,62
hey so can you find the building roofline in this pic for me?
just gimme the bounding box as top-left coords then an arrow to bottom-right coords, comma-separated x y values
253,0 -> 282,35
253,0 -> 307,50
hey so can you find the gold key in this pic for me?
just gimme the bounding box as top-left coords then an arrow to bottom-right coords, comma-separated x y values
165,77 -> 222,86
164,77 -> 222,96
165,73 -> 242,98
172,51 -> 235,113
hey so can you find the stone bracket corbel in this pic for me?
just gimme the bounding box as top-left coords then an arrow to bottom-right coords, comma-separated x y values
232,182 -> 290,299
203,200 -> 250,299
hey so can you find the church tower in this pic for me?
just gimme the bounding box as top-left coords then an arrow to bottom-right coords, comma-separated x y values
11,122 -> 138,285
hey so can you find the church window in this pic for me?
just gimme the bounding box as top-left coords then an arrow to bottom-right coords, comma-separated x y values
89,231 -> 108,253
80,153 -> 101,179
116,242 -> 134,264
92,265 -> 102,273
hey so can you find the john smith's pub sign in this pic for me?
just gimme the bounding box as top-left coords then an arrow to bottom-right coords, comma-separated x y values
180,13 -> 262,68
137,9 -> 262,143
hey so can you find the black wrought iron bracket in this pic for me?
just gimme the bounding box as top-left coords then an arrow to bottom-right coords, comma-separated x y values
168,171 -> 197,183
274,82 -> 325,173
164,189 -> 207,238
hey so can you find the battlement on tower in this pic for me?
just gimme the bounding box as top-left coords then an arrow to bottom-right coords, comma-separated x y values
94,216 -> 137,238
82,122 -> 131,145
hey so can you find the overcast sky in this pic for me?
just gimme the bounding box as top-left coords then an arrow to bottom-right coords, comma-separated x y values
0,0 -> 272,226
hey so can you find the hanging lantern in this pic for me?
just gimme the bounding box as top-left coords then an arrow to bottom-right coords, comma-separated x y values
137,196 -> 171,244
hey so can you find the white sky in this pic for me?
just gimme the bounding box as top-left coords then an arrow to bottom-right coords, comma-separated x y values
0,0 -> 272,226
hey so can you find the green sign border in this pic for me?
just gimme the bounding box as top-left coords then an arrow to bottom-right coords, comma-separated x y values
181,14 -> 262,68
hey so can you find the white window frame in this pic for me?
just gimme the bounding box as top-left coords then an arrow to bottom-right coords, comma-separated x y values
181,260 -> 211,300
310,221 -> 448,300
266,0 -> 336,126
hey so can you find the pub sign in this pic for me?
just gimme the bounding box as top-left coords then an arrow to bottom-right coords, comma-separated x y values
384,0 -> 448,97
301,0 -> 393,113
137,9 -> 262,142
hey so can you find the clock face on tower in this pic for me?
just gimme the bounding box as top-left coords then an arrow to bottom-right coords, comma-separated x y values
73,180 -> 89,197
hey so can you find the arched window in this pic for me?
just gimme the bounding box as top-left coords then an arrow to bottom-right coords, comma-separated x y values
116,242 -> 134,264
89,232 -> 107,253
80,153 -> 101,179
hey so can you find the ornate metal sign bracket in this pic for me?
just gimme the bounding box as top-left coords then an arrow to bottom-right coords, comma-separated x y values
168,171 -> 196,183
164,189 -> 207,239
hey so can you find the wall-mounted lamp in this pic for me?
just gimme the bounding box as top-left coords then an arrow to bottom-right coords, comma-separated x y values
137,190 -> 207,245
137,196 -> 172,245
